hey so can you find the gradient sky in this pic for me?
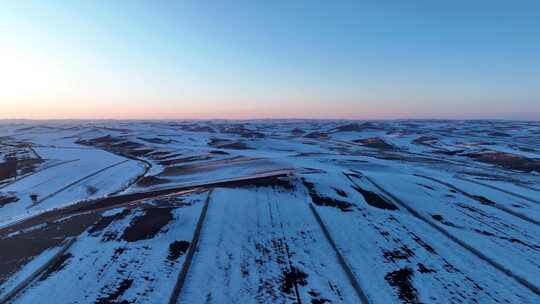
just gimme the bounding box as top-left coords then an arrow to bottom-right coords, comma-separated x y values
1,1 -> 539,120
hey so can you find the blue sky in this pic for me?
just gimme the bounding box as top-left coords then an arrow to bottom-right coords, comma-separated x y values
1,0 -> 539,119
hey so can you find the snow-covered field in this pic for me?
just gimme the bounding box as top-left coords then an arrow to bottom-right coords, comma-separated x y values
0,120 -> 539,303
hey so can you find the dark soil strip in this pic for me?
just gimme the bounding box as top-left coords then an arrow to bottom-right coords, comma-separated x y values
224,175 -> 295,191
456,176 -> 540,206
351,185 -> 398,211
38,253 -> 73,281
354,137 -> 395,151
88,209 -> 131,235
72,172 -> 291,215
308,203 -> 370,304
167,241 -> 190,264
0,171 -> 291,238
121,207 -> 174,242
0,157 -> 20,183
416,174 -> 540,226
218,142 -> 251,150
159,155 -> 211,166
362,174 -> 540,297
302,180 -> 353,212
135,175 -> 171,187
95,278 -> 134,304
0,195 -> 18,208
0,238 -> 76,303
169,190 -> 213,304
0,159 -> 79,191
510,182 -> 540,193
0,213 -> 97,283
281,266 -> 308,296
464,151 -> 540,172
384,267 -> 419,303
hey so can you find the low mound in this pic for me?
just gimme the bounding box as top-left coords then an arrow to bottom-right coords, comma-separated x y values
412,136 -> 438,145
304,132 -> 328,139
219,125 -> 265,138
219,142 -> 251,150
354,137 -> 395,150
464,151 -> 540,172
488,132 -> 511,137
332,122 -> 373,132
136,175 -> 171,187
179,124 -> 216,133
137,137 -> 174,144
290,128 -> 306,136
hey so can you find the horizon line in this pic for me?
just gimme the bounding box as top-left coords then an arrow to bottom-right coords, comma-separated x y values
0,117 -> 538,122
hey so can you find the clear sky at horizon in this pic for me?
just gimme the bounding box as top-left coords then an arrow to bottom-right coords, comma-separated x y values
1,1 -> 539,120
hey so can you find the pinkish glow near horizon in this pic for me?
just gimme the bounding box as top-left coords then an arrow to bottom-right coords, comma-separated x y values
1,1 -> 539,120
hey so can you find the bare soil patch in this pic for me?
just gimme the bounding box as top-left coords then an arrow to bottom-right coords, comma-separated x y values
224,175 -> 295,191
303,180 -> 353,212
354,137 -> 395,150
352,185 -> 398,210
135,175 -> 171,187
464,151 -> 540,172
95,278 -> 133,304
38,253 -> 73,281
412,136 -> 438,145
219,142 -> 250,150
121,207 -> 174,242
0,194 -> 18,208
385,267 -> 419,303
0,212 -> 98,284
167,240 -> 190,264
158,155 -> 211,166
304,132 -> 329,139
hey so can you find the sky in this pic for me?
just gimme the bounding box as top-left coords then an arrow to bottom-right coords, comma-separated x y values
1,0 -> 539,120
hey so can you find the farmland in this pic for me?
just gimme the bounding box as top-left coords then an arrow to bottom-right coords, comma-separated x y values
0,120 -> 539,303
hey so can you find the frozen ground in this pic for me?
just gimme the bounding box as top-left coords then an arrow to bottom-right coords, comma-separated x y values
0,120 -> 539,303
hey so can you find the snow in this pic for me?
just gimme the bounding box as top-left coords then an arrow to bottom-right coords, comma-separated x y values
1,120 -> 539,303
0,246 -> 62,300
11,192 -> 208,304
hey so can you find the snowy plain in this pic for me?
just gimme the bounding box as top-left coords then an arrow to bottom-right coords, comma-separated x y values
0,120 -> 539,303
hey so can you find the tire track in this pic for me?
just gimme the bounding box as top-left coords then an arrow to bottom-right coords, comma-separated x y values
272,195 -> 304,304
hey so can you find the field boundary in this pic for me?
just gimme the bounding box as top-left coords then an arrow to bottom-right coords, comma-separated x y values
456,176 -> 540,206
308,203 -> 370,304
169,189 -> 213,304
0,237 -> 77,303
361,173 -> 540,297
31,159 -> 130,207
415,174 -> 540,226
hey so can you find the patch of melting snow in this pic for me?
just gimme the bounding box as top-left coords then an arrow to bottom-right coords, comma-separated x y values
6,223 -> 48,238
101,207 -> 125,217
